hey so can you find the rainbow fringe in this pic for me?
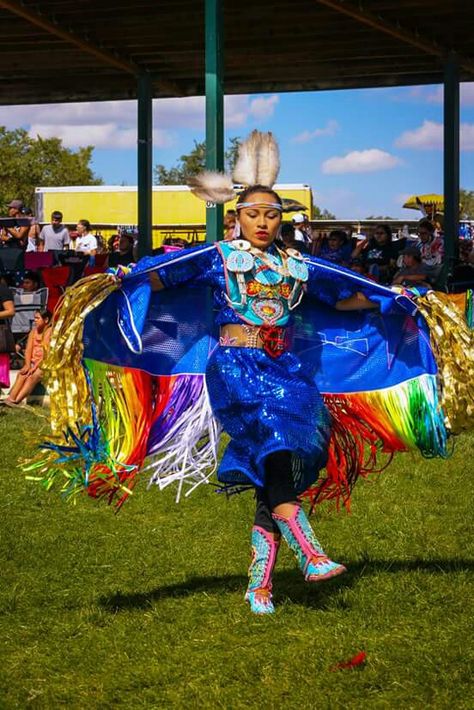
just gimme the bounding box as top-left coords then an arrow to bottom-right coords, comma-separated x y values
25,359 -> 220,509
26,359 -> 448,511
303,374 -> 449,510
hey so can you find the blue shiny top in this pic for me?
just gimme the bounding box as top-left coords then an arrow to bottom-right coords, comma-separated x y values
152,242 -> 372,327
116,242 -> 417,353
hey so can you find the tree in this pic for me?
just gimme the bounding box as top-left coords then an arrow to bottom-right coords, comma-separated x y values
0,127 -> 102,210
365,215 -> 396,220
154,137 -> 241,185
460,188 -> 474,219
312,203 -> 336,220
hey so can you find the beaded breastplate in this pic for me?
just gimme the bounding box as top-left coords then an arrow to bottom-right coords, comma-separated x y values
217,239 -> 309,326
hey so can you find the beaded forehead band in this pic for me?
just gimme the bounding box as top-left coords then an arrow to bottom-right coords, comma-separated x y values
236,202 -> 283,211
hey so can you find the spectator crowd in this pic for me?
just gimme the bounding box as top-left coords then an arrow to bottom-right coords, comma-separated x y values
1,197 -> 473,406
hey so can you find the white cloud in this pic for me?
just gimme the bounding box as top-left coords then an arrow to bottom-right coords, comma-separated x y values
395,120 -> 442,149
28,123 -> 174,149
395,120 -> 474,150
248,95 -> 279,120
321,148 -> 402,174
291,120 -> 339,144
426,83 -> 474,106
0,93 -> 279,150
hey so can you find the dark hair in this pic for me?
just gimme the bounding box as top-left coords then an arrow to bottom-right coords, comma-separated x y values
78,219 -> 91,231
236,184 -> 282,207
52,210 -> 63,220
35,307 -> 53,322
418,218 -> 435,234
225,209 -> 237,216
351,257 -> 367,268
108,234 -> 119,251
23,270 -> 41,286
328,229 -> 348,243
22,207 -> 33,216
374,224 -> 392,242
120,233 -> 134,247
281,222 -> 295,238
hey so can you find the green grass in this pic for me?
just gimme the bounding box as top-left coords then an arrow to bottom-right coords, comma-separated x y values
1,407 -> 474,709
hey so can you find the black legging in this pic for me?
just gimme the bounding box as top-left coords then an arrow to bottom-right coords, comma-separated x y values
254,450 -> 296,533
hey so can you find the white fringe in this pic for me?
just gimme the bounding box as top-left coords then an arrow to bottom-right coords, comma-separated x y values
145,381 -> 222,502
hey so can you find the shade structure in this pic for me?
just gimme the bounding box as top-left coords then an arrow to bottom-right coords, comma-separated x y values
0,0 -> 473,105
403,194 -> 445,211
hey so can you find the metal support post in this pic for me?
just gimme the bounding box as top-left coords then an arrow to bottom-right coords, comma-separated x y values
205,0 -> 224,242
137,72 -> 153,258
443,54 -> 460,284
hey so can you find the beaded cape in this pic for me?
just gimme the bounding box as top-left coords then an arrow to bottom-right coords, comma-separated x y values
26,242 -> 474,511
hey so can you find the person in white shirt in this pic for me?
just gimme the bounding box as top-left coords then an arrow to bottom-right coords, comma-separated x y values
291,213 -> 312,252
75,219 -> 97,255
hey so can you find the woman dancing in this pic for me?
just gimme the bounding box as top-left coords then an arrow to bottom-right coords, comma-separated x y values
34,132 -> 473,615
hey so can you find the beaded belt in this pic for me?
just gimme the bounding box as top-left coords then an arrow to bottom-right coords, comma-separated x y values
219,323 -> 290,358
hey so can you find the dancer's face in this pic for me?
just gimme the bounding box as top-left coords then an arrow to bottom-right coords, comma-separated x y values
237,192 -> 282,250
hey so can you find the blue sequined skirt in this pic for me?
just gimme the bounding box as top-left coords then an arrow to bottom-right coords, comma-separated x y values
205,346 -> 331,492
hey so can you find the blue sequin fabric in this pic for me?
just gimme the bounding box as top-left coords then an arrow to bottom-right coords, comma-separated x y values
154,242 -> 362,492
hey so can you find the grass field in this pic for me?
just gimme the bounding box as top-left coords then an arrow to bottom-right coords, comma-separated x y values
1,407 -> 473,709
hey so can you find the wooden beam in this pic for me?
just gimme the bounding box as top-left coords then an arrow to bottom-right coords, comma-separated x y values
314,0 -> 474,76
0,0 -> 139,75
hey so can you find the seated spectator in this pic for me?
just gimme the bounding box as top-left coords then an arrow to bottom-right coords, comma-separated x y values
352,224 -> 403,284
349,257 -> 375,280
75,220 -> 97,255
292,213 -> 312,248
3,308 -> 52,407
39,211 -> 70,252
280,222 -> 297,249
20,271 -> 41,293
451,240 -> 474,287
417,219 -> 444,280
108,234 -> 120,253
108,234 -> 135,267
1,199 -> 29,249
392,247 -> 430,288
316,229 -> 352,265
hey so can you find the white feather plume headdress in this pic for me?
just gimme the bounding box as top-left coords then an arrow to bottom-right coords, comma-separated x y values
188,130 -> 280,204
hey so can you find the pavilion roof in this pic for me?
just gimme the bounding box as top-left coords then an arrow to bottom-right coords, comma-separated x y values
1,0 -> 473,105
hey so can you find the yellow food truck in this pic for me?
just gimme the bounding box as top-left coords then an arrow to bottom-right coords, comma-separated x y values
35,184 -> 313,248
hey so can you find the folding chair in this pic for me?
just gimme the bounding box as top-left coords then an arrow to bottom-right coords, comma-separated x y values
41,266 -> 71,314
11,287 -> 49,364
24,252 -> 54,271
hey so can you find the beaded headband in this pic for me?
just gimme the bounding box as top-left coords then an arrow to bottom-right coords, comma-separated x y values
236,201 -> 283,211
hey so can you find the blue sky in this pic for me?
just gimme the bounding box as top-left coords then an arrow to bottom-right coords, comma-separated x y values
1,83 -> 473,219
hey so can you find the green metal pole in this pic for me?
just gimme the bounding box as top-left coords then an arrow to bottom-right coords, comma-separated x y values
137,72 -> 153,258
205,0 -> 224,243
443,54 -> 460,285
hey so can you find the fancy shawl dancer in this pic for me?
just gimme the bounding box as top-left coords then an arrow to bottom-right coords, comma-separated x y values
29,131 -> 474,615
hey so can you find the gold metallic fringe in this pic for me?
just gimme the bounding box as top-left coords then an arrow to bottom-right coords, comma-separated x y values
417,291 -> 474,432
44,274 -> 120,436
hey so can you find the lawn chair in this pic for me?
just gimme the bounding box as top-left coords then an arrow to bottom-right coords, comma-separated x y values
11,287 -> 49,365
41,266 -> 71,314
24,252 -> 54,271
